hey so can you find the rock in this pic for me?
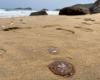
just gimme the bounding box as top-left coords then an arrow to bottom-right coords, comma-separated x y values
54,9 -> 60,11
90,0 -> 100,13
30,10 -> 48,16
41,9 -> 48,11
59,5 -> 90,15
48,60 -> 75,77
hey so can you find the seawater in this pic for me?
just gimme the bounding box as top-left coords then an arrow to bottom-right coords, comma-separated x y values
0,9 -> 59,18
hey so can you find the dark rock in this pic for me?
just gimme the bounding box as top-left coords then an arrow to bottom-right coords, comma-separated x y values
54,9 -> 60,11
59,5 -> 90,15
24,7 -> 32,10
48,60 -> 75,77
30,10 -> 47,16
90,0 -> 100,13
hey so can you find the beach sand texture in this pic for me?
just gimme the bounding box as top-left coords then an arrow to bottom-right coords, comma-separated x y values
0,14 -> 100,80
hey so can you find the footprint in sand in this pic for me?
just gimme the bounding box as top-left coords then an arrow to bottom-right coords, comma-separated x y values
43,25 -> 75,34
74,26 -> 93,32
56,28 -> 75,34
74,18 -> 81,19
2,27 -> 20,31
82,22 -> 92,25
0,26 -> 32,31
84,18 -> 95,22
42,24 -> 61,28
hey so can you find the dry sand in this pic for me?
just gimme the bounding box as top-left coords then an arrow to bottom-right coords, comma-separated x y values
0,14 -> 100,80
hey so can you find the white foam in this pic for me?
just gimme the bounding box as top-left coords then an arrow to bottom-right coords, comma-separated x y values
47,11 -> 59,15
0,9 -> 59,18
0,9 -> 36,18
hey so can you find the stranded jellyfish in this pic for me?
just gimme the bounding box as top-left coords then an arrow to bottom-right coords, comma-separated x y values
48,47 -> 58,55
48,60 -> 75,77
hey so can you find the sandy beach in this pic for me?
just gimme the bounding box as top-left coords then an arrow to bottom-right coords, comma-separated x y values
0,14 -> 100,80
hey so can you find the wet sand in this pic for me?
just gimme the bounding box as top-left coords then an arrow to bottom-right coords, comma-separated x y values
0,14 -> 100,80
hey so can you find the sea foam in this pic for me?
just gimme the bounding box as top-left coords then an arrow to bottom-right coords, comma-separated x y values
0,9 -> 59,18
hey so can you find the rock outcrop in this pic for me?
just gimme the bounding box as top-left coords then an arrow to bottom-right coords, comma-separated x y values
59,5 -> 90,15
90,0 -> 100,13
30,10 -> 47,16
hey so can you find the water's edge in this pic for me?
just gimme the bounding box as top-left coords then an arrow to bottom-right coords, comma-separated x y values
0,9 -> 59,18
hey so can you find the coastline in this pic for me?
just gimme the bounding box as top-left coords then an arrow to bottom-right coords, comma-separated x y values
0,10 -> 59,18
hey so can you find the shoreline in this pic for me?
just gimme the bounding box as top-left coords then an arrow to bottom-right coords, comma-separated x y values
0,10 -> 59,18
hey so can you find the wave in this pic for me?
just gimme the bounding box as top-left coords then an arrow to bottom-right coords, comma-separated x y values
47,11 -> 59,15
0,9 -> 59,18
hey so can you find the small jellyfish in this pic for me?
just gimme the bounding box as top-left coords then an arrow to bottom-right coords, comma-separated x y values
48,60 -> 75,77
48,47 -> 58,55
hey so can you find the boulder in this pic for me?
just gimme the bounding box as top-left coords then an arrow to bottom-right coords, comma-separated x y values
30,10 -> 47,16
90,0 -> 100,13
59,5 -> 90,15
